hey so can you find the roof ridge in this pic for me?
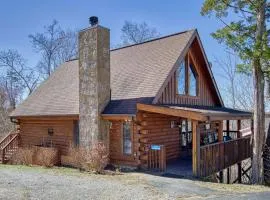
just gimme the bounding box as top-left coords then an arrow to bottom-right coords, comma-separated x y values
111,29 -> 196,52
65,29 -> 196,63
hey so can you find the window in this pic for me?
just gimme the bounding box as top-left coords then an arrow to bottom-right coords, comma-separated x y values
176,57 -> 198,96
177,61 -> 186,95
123,121 -> 132,155
188,64 -> 197,96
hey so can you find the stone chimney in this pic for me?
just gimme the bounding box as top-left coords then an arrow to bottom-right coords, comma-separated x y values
78,17 -> 110,147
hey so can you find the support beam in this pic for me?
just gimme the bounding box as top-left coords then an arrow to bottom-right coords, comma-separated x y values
218,120 -> 224,183
192,121 -> 200,176
227,168 -> 230,184
226,120 -> 230,184
237,119 -> 242,183
226,120 -> 230,137
219,171 -> 224,183
137,103 -> 208,121
102,114 -> 134,121
218,121 -> 224,142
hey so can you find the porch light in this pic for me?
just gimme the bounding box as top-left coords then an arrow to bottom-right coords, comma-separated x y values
170,121 -> 176,128
109,122 -> 112,129
48,128 -> 54,136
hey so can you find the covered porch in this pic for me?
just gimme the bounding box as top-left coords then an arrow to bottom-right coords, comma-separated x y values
137,103 -> 252,180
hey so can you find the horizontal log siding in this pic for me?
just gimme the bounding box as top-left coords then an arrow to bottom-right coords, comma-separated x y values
109,121 -> 138,166
157,40 -> 219,106
137,112 -> 180,167
19,119 -> 74,156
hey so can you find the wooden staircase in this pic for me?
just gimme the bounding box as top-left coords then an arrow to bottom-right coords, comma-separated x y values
0,132 -> 20,164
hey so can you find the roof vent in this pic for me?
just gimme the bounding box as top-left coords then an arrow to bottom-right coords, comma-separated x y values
89,16 -> 98,27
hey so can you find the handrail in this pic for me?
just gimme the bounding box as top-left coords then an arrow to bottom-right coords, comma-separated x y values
0,131 -> 17,149
1,133 -> 19,163
200,135 -> 251,149
2,134 -> 19,150
223,130 -> 239,133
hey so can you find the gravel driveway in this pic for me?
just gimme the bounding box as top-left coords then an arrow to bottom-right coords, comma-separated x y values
0,165 -> 270,200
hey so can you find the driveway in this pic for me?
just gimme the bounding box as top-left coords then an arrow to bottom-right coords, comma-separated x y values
0,165 -> 269,200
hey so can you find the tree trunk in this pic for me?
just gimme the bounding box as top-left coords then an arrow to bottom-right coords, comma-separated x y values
251,0 -> 266,184
252,62 -> 265,184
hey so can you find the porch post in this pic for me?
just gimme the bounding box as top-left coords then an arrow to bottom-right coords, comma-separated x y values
226,120 -> 230,137
218,120 -> 224,183
237,119 -> 242,183
192,121 -> 200,176
218,121 -> 224,142
226,120 -> 230,184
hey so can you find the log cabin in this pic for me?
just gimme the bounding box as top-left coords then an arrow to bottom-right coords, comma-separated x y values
2,17 -> 253,180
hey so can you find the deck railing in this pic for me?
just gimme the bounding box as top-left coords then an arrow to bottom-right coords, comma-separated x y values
199,136 -> 252,177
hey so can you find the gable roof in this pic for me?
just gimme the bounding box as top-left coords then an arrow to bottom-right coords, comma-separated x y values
10,29 -> 222,117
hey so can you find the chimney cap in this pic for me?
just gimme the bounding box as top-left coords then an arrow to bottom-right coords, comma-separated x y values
89,16 -> 98,26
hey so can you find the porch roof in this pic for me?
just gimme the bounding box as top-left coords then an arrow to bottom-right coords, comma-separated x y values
137,103 -> 252,121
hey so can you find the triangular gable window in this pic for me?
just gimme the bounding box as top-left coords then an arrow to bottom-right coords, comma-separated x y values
176,56 -> 198,96
188,64 -> 198,96
177,61 -> 186,95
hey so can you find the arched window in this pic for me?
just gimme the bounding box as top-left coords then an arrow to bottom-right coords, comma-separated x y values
176,57 -> 198,96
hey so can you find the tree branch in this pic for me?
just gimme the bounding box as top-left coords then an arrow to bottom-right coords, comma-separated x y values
221,0 -> 255,14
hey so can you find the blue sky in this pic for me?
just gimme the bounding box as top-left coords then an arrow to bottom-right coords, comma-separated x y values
0,0 -> 228,88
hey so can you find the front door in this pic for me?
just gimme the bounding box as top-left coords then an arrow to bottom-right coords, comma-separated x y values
180,119 -> 192,158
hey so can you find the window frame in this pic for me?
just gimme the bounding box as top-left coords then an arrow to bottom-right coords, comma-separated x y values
176,55 -> 199,97
122,121 -> 133,156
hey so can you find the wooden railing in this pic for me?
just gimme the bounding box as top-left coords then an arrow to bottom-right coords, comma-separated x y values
147,144 -> 166,172
199,136 -> 251,177
0,132 -> 17,149
223,128 -> 252,139
1,133 -> 19,163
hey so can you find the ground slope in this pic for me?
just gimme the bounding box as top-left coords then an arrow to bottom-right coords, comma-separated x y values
0,165 -> 269,200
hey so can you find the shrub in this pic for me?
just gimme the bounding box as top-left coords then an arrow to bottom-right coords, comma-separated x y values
67,145 -> 87,169
68,142 -> 109,173
10,147 -> 35,166
84,142 -> 109,173
10,146 -> 58,167
34,147 -> 58,167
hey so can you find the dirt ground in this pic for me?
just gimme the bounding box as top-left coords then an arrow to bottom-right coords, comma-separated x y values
0,165 -> 270,200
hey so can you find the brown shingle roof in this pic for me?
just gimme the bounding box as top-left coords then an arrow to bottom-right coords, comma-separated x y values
10,61 -> 79,117
10,30 -> 206,117
110,30 -> 195,100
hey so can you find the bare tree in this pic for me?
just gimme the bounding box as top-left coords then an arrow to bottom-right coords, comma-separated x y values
214,52 -> 254,110
0,85 -> 13,138
120,21 -> 160,46
29,20 -> 78,79
0,50 -> 39,108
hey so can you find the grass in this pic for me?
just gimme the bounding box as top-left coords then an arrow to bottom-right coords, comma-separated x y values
195,180 -> 270,193
0,164 -> 85,177
0,164 -> 125,180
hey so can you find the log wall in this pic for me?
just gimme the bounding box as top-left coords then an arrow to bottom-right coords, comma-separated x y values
19,118 -> 75,155
109,121 -> 139,166
136,112 -> 181,167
